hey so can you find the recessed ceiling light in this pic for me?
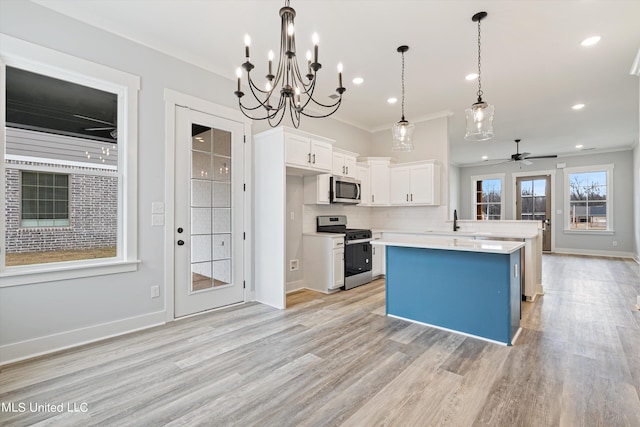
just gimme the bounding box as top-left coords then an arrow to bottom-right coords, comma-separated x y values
572,103 -> 585,110
465,73 -> 478,81
581,36 -> 601,47
575,144 -> 584,149
352,77 -> 364,85
387,97 -> 398,104
481,155 -> 488,160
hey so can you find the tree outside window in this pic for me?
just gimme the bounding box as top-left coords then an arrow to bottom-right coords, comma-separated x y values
569,171 -> 607,230
475,178 -> 502,220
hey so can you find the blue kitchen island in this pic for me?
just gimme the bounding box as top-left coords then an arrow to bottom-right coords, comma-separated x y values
372,235 -> 524,345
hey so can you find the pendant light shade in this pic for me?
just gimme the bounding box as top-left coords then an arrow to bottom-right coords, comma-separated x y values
464,11 -> 494,142
392,45 -> 414,152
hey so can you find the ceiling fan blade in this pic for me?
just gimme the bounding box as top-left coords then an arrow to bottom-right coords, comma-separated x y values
522,159 -> 533,166
85,127 -> 116,131
526,154 -> 558,159
520,152 -> 531,158
73,114 -> 115,126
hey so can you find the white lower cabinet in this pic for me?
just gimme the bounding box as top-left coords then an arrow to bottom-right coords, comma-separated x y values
371,232 -> 385,277
303,234 -> 344,292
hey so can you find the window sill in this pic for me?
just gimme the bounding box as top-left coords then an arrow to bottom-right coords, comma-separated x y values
0,259 -> 141,287
563,229 -> 615,236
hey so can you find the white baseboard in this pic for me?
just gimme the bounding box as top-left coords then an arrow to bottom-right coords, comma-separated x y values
286,280 -> 305,293
0,310 -> 166,366
552,247 -> 635,259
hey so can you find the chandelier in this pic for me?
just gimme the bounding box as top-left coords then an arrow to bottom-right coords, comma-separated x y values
464,11 -> 494,141
392,45 -> 414,152
234,0 -> 345,128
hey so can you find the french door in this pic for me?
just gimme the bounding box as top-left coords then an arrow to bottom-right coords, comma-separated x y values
516,175 -> 551,251
174,107 -> 245,317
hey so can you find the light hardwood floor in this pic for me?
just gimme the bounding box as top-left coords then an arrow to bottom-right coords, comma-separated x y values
1,254 -> 639,426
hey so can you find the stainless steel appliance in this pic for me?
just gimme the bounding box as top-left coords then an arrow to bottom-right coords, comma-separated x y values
316,215 -> 372,289
330,176 -> 361,204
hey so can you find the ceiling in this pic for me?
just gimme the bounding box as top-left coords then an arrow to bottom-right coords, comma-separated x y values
31,0 -> 640,165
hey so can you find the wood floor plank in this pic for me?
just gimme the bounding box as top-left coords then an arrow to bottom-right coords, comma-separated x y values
1,254 -> 639,426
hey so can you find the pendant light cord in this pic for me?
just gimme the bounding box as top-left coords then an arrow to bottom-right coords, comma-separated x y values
401,49 -> 406,121
477,18 -> 483,102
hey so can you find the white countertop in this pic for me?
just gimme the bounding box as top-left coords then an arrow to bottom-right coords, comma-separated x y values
302,232 -> 345,237
371,235 -> 525,254
373,229 -> 540,239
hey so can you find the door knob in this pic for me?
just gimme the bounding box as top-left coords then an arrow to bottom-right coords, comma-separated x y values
177,227 -> 184,233
177,240 -> 185,246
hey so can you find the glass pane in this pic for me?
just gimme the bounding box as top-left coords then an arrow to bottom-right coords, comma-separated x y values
22,172 -> 37,185
588,171 -> 606,186
570,174 -> 587,201
588,202 -> 607,229
534,196 -> 546,213
22,186 -> 37,199
520,180 -> 532,196
191,180 -> 212,207
521,196 -> 533,215
570,202 -> 587,229
213,182 -> 231,208
213,155 -> 231,182
192,151 -> 212,179
38,173 -> 53,186
213,208 -> 231,233
213,259 -> 231,286
533,180 -> 546,196
192,128 -> 212,152
591,185 -> 606,199
481,179 -> 501,202
40,187 -> 53,200
55,187 -> 68,200
191,235 -> 212,263
213,234 -> 231,260
213,129 -> 232,157
53,201 -> 68,215
54,174 -> 68,186
534,214 -> 546,221
191,261 -> 213,291
191,208 -> 212,235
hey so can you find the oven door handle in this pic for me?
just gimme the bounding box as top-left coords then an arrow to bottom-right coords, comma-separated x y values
345,238 -> 372,245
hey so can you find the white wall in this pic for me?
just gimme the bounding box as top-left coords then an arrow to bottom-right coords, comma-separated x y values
0,1 -> 255,362
459,150 -> 635,257
634,76 -> 640,262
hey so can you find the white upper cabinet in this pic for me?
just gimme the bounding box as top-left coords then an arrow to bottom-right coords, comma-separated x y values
284,132 -> 333,173
332,148 -> 359,178
389,161 -> 441,206
364,157 -> 391,206
357,164 -> 370,206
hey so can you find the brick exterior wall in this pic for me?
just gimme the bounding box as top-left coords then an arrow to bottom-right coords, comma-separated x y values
5,161 -> 118,254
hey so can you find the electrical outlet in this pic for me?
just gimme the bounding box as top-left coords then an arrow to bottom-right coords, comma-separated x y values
151,285 -> 160,298
290,211 -> 295,220
612,241 -> 618,247
289,259 -> 299,271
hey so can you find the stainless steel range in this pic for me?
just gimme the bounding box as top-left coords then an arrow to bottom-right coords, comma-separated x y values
317,215 -> 372,290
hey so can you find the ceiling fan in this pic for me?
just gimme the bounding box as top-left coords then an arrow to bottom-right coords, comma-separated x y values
500,139 -> 557,165
74,114 -> 117,139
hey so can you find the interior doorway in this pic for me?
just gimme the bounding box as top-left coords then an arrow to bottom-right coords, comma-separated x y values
516,175 -> 551,251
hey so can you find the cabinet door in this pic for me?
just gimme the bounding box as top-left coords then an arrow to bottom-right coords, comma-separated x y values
310,140 -> 333,172
332,152 -> 345,176
344,156 -> 357,178
370,163 -> 390,205
284,134 -> 310,168
389,167 -> 411,205
317,174 -> 330,204
410,164 -> 433,204
333,248 -> 344,288
357,165 -> 370,206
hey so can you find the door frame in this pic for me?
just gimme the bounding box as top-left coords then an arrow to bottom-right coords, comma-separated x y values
511,170 -> 556,252
163,89 -> 253,321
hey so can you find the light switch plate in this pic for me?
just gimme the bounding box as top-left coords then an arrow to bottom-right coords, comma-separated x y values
152,202 -> 165,214
152,214 -> 165,226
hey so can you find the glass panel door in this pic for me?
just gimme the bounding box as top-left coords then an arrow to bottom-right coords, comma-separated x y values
516,175 -> 551,251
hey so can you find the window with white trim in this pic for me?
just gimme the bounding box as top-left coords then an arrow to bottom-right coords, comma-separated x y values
471,174 -> 504,220
1,34 -> 139,284
564,164 -> 613,232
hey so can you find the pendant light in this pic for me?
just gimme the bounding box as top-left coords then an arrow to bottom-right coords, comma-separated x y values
392,45 -> 414,152
464,11 -> 494,141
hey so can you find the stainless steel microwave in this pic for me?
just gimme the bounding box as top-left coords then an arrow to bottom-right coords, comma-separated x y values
330,176 -> 361,204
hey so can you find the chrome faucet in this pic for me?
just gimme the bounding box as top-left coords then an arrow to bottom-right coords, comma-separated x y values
453,209 -> 460,232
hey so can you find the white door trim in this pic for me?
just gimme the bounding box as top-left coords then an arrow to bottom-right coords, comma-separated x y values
511,170 -> 556,252
163,89 -> 252,321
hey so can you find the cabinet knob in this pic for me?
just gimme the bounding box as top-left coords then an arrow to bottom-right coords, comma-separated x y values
177,240 -> 185,246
